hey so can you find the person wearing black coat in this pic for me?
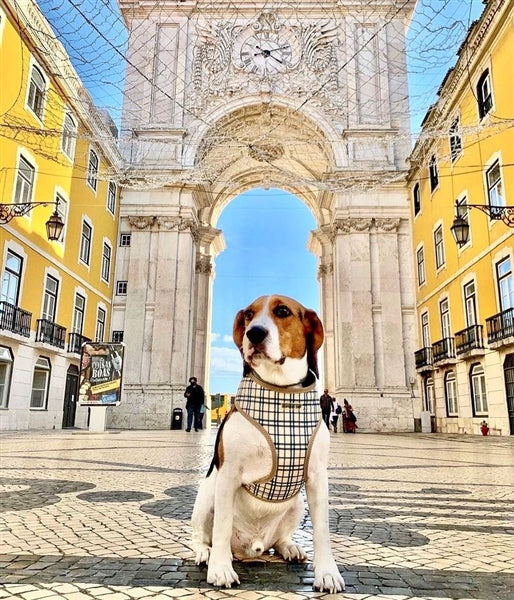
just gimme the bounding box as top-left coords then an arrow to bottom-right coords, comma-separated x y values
184,376 -> 205,432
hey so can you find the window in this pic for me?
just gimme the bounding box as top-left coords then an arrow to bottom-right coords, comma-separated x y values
424,376 -> 434,414
445,371 -> 458,416
413,182 -> 421,216
417,246 -> 425,286
0,346 -> 14,409
95,307 -> 106,342
79,221 -> 92,265
30,357 -> 51,409
14,156 -> 35,206
497,257 -> 513,311
434,225 -> 445,269
27,65 -> 45,120
1,250 -> 22,305
486,160 -> 504,208
477,69 -> 493,119
87,148 -> 99,191
116,281 -> 128,295
55,194 -> 67,243
120,233 -> 131,247
440,298 -> 451,339
107,182 -> 116,215
429,155 -> 439,191
470,363 -> 488,414
421,312 -> 430,348
72,293 -> 85,334
61,113 -> 77,159
449,117 -> 462,162
463,281 -> 478,327
101,242 -> 112,282
112,330 -> 124,343
42,275 -> 58,321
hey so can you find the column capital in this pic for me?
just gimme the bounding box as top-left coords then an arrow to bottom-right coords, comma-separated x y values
196,253 -> 213,275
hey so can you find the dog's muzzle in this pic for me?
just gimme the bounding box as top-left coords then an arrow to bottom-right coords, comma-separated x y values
246,326 -> 268,345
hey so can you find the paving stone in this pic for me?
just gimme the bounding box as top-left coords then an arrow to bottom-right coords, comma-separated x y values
1,431 -> 513,600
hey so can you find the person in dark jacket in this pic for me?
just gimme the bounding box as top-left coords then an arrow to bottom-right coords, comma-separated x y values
319,388 -> 333,429
184,376 -> 205,432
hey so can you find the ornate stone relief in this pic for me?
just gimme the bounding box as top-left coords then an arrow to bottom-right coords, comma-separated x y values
332,217 -> 401,234
128,216 -> 198,238
189,12 -> 342,119
196,254 -> 213,275
128,216 -> 156,230
317,260 -> 334,279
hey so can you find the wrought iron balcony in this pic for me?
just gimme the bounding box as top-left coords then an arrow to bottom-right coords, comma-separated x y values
36,319 -> 66,349
415,346 -> 433,371
486,307 -> 514,345
455,324 -> 485,355
67,332 -> 92,354
0,301 -> 31,337
432,337 -> 456,364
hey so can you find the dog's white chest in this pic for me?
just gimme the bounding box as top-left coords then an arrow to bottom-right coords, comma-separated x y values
234,374 -> 321,502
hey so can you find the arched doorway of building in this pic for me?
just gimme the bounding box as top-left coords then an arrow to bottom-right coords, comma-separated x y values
62,364 -> 79,428
504,353 -> 514,435
209,188 -> 318,398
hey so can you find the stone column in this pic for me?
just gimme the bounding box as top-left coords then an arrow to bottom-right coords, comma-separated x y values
108,215 -> 199,429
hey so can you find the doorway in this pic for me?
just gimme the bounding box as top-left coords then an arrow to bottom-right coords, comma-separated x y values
62,365 -> 79,428
504,353 -> 514,435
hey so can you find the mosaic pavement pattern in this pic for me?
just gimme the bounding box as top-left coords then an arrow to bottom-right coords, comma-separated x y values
0,429 -> 513,599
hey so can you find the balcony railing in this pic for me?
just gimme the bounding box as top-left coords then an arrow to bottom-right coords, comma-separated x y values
0,301 -> 31,337
455,324 -> 485,355
415,346 -> 433,370
432,337 -> 456,363
67,332 -> 92,354
36,319 -> 66,349
486,307 -> 514,344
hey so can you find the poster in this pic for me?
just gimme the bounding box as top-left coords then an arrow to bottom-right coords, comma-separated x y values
78,342 -> 124,406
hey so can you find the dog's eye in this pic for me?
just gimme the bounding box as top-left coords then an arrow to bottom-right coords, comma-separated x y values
274,305 -> 292,318
244,309 -> 254,321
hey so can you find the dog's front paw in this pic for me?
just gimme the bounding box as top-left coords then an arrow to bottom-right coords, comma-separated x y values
194,544 -> 210,565
207,561 -> 240,588
313,565 -> 345,593
274,541 -> 307,562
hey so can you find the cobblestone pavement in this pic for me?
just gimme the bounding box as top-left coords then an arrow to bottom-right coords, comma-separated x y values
1,429 -> 513,600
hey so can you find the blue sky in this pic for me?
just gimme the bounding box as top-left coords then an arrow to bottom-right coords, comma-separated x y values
37,0 -> 483,394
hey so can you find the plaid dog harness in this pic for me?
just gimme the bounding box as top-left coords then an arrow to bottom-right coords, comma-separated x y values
234,372 -> 322,502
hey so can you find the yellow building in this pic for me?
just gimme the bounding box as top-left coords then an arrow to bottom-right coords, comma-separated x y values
408,0 -> 514,436
0,0 -> 121,429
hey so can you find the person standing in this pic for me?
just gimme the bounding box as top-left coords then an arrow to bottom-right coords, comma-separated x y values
343,398 -> 358,433
331,397 -> 342,433
319,388 -> 333,429
184,376 -> 205,432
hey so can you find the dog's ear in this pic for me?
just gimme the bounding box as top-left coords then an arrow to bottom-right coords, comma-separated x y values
233,309 -> 246,349
233,309 -> 252,376
303,309 -> 324,379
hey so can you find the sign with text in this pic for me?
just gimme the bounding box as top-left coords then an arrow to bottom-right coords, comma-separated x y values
78,342 -> 124,406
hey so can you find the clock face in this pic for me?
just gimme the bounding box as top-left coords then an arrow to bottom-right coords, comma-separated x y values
236,30 -> 300,76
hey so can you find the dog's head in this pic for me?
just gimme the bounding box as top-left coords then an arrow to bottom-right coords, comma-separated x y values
233,295 -> 324,386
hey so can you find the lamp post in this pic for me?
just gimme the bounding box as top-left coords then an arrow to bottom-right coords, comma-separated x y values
0,201 -> 64,241
450,202 -> 514,247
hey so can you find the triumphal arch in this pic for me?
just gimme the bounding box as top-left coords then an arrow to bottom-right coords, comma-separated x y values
109,0 -> 418,431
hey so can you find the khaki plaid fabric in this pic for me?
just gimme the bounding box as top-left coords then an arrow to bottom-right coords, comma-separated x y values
235,373 -> 322,502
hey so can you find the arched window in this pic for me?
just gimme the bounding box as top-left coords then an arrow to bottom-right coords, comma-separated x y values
470,363 -> 488,415
444,371 -> 458,416
27,65 -> 46,120
62,113 -> 77,159
0,346 -> 14,408
424,376 -> 434,414
476,69 -> 493,119
30,357 -> 51,409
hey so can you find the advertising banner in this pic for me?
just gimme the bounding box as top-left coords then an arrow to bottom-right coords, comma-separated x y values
78,342 -> 124,406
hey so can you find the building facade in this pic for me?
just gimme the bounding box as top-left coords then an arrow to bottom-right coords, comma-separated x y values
110,0 -> 418,430
0,0 -> 121,430
409,0 -> 514,435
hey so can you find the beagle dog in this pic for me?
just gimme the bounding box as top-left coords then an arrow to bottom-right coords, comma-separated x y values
191,295 -> 345,593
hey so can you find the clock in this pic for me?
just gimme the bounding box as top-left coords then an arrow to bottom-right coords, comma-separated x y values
235,28 -> 301,76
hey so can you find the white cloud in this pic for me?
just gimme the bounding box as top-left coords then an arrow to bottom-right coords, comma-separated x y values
223,334 -> 233,343
211,332 -> 221,342
210,346 -> 242,375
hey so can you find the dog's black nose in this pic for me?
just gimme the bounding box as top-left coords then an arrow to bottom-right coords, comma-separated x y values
246,326 -> 268,345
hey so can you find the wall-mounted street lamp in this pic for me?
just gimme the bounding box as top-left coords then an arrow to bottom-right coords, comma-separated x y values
450,202 -> 514,247
0,201 -> 65,241
409,377 -> 416,399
